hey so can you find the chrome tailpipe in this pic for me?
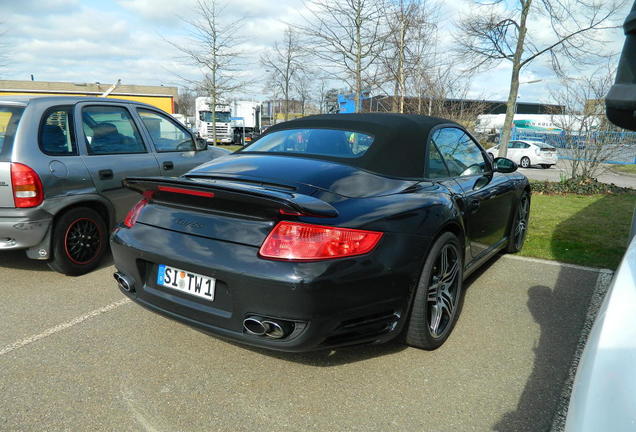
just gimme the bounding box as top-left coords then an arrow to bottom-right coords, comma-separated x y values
243,316 -> 294,339
261,320 -> 294,339
113,272 -> 134,293
243,316 -> 270,335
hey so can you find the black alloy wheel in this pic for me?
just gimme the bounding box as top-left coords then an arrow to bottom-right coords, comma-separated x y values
405,232 -> 464,350
507,192 -> 530,253
64,218 -> 101,265
48,207 -> 107,276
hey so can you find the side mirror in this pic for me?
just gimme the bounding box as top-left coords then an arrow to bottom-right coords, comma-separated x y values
493,157 -> 517,173
194,137 -> 207,151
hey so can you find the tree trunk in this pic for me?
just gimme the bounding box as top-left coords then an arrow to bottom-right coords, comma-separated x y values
398,19 -> 405,114
355,8 -> 363,113
211,69 -> 217,147
498,0 -> 532,158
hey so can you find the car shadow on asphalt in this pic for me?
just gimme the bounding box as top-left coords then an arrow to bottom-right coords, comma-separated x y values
216,255 -> 504,368
492,195 -> 626,432
1,249 -> 114,273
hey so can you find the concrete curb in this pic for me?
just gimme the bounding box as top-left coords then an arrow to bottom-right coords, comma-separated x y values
502,254 -> 604,273
549,269 -> 614,432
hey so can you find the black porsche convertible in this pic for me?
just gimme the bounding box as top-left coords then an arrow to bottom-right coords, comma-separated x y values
110,113 -> 530,352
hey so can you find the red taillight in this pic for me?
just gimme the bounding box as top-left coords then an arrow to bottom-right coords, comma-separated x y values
10,163 -> 43,208
123,197 -> 149,228
259,221 -> 383,261
157,186 -> 215,198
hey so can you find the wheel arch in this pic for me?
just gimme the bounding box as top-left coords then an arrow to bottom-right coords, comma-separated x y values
26,196 -> 115,260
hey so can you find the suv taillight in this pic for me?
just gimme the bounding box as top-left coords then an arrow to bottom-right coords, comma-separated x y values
10,163 -> 43,208
259,221 -> 383,261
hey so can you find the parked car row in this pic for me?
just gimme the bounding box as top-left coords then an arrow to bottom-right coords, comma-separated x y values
1,100 -> 531,353
0,96 -> 228,275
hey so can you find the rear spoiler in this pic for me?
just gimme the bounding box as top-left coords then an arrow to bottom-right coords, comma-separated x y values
123,176 -> 339,218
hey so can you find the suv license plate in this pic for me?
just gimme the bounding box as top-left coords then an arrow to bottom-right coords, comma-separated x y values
156,264 -> 215,301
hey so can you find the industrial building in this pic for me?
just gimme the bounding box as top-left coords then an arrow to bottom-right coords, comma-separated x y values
0,80 -> 178,113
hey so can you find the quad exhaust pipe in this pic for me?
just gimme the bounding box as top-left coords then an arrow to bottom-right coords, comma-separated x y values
113,272 -> 134,293
243,316 -> 294,339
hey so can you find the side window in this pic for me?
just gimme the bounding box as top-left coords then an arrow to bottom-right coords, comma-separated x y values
522,143 -> 531,149
39,106 -> 76,156
426,141 -> 450,178
82,106 -> 146,155
432,128 -> 488,177
137,109 -> 195,152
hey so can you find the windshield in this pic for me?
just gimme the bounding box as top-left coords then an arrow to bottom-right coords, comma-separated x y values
0,105 -> 25,161
241,128 -> 374,159
199,111 -> 231,123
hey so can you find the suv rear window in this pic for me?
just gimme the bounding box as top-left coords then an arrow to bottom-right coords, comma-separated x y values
241,128 -> 374,159
0,105 -> 25,161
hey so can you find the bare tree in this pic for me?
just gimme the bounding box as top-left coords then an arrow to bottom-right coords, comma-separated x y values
175,87 -> 198,116
550,65 -> 628,179
297,0 -> 387,112
382,0 -> 434,113
170,0 -> 244,144
456,0 -> 626,158
261,27 -> 304,121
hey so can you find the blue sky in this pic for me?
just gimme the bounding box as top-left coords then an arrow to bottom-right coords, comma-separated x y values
0,0 -> 629,104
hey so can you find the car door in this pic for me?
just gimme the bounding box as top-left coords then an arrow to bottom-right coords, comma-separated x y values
506,141 -> 521,163
76,103 -> 161,222
432,127 -> 514,260
135,108 -> 210,176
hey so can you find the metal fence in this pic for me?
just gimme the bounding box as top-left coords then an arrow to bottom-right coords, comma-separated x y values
509,128 -> 636,164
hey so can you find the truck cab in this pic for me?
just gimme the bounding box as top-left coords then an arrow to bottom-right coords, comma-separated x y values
195,97 -> 233,144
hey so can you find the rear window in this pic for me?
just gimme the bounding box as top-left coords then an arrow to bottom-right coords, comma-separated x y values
536,142 -> 556,150
0,106 -> 25,161
241,128 -> 374,159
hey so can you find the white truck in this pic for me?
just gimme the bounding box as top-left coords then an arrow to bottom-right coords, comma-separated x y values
230,100 -> 261,145
195,97 -> 233,144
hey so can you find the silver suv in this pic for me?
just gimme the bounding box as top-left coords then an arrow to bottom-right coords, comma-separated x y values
0,96 -> 228,275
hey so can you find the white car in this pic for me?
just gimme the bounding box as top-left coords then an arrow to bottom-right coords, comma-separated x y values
487,140 -> 558,169
564,221 -> 636,431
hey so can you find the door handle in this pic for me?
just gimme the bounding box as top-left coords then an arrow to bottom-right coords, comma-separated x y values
98,169 -> 113,180
163,161 -> 174,170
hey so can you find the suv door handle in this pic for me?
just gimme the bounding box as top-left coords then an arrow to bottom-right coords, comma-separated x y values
98,169 -> 113,180
163,161 -> 174,170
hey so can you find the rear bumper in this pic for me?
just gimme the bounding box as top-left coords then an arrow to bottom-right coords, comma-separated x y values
110,223 -> 428,352
535,155 -> 558,165
0,207 -> 52,250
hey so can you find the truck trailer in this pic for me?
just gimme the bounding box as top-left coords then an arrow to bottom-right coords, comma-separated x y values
231,100 -> 261,145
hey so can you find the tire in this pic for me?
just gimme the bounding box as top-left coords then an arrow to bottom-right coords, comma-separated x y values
48,207 -> 108,276
506,192 -> 530,253
520,157 -> 531,168
405,232 -> 464,350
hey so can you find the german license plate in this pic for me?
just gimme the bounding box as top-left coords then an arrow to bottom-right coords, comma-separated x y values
156,264 -> 215,301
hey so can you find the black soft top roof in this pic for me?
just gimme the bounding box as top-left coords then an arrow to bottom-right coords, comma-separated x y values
261,113 -> 460,178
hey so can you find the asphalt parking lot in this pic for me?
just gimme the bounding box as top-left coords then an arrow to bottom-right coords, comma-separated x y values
0,251 -> 606,432
519,160 -> 636,188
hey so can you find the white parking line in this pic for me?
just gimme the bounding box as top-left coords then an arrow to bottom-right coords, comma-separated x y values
501,254 -> 609,272
0,297 -> 131,357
